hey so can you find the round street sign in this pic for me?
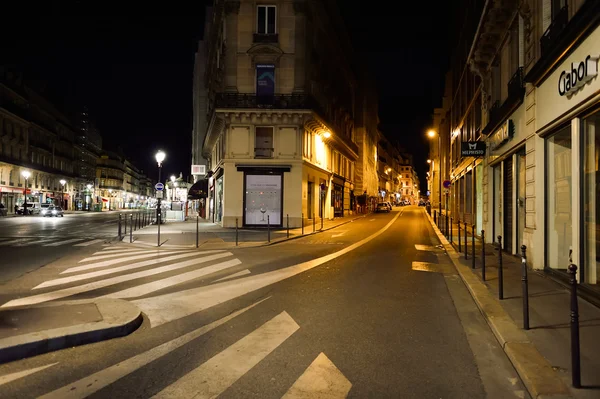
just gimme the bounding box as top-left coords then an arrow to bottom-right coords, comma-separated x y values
443,180 -> 451,189
155,182 -> 164,191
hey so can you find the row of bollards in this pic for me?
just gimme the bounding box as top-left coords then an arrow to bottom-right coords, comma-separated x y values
118,210 -> 155,241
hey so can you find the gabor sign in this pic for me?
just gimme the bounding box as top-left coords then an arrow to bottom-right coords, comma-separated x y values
558,55 -> 598,97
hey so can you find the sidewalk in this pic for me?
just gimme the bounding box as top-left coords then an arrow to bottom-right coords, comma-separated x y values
427,211 -> 600,399
0,299 -> 141,364
116,213 -> 367,249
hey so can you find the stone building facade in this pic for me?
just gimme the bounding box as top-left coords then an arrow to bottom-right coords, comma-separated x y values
198,0 -> 379,227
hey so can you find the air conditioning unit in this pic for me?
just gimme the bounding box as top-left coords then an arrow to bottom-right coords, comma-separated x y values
191,165 -> 206,175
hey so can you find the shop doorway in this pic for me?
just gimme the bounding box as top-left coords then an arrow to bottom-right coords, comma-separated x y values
307,182 -> 313,219
517,150 -> 526,250
504,157 -> 514,253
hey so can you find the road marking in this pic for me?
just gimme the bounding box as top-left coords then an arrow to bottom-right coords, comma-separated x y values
282,353 -> 351,398
415,244 -> 440,251
103,258 -> 241,299
77,249 -> 185,263
43,238 -> 84,247
2,252 -> 235,307
215,269 -> 251,282
0,363 -> 58,387
331,230 -> 347,238
35,251 -> 206,289
133,211 -> 402,327
97,247 -> 141,253
65,250 -> 192,273
369,218 -> 375,221
152,311 -> 299,399
73,239 -> 106,247
38,298 -> 269,399
0,239 -> 34,246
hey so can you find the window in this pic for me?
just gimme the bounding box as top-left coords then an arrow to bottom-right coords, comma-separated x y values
257,5 -> 276,34
583,111 -> 600,290
255,127 -> 274,158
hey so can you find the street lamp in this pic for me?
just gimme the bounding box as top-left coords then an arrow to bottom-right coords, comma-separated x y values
60,179 -> 66,209
21,170 -> 31,215
427,130 -> 442,217
108,189 -> 113,211
170,175 -> 176,202
86,183 -> 93,211
155,150 -> 166,246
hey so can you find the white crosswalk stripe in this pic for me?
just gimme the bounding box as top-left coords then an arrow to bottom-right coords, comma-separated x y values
74,239 -> 105,246
0,237 -> 109,248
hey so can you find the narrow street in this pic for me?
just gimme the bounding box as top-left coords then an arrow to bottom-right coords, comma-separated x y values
0,207 -> 527,398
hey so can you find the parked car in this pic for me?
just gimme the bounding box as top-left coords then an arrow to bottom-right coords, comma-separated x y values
376,203 -> 391,213
42,205 -> 64,217
385,201 -> 393,210
17,203 -> 42,215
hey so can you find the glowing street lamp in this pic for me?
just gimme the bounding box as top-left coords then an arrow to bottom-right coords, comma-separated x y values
155,150 -> 166,246
86,183 -> 93,211
170,175 -> 176,202
21,170 -> 31,215
60,179 -> 66,209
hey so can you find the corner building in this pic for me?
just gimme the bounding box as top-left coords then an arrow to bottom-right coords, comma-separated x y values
199,0 -> 378,228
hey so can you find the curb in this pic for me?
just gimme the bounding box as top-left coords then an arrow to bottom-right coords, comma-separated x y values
0,298 -> 143,364
112,214 -> 369,250
424,210 -> 571,399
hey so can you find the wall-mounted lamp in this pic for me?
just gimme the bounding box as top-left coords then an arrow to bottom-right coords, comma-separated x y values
322,131 -> 331,139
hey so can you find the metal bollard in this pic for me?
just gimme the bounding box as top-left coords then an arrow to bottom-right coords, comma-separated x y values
481,230 -> 486,281
287,214 -> 289,238
157,210 -> 161,247
472,225 -> 476,269
118,214 -> 122,240
124,213 -> 128,235
196,215 -> 199,248
568,263 -> 581,388
458,220 -> 461,252
464,222 -> 468,260
302,213 -> 304,235
498,235 -> 504,300
313,215 -> 315,233
450,217 -> 453,243
434,210 -> 437,225
236,218 -> 239,246
446,213 -> 449,238
521,245 -> 529,330
130,215 -> 133,243
267,215 -> 271,243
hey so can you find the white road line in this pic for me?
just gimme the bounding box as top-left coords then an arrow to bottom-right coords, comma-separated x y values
14,238 -> 55,247
133,211 -> 402,327
282,353 -> 352,398
78,249 -> 178,263
43,238 -> 84,247
0,239 -> 34,246
65,250 -> 189,273
38,299 -> 269,399
214,269 -> 251,282
415,244 -> 439,251
0,363 -> 58,387
98,247 -> 142,253
369,218 -> 375,221
2,252 -> 235,307
103,258 -> 241,299
34,252 -> 230,290
152,311 -> 299,399
74,239 -> 105,247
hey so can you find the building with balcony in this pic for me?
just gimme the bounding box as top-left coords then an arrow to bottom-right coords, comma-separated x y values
434,0 -> 600,301
0,68 -> 84,212
197,0 -> 377,227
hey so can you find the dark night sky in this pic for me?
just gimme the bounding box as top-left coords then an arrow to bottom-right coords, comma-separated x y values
2,1 -> 452,190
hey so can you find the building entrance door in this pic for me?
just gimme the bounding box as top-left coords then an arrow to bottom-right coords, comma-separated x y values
307,182 -> 313,219
504,157 -> 514,253
517,150 -> 526,250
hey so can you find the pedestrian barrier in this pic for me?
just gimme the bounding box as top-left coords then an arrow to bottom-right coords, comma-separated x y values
497,235 -> 504,300
568,263 -> 581,388
521,245 -> 529,330
481,230 -> 486,281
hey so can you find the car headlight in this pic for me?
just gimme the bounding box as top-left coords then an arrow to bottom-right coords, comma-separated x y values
52,210 -> 57,214
41,210 -> 47,214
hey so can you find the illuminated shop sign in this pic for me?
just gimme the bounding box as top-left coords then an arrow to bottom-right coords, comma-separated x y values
558,55 -> 598,97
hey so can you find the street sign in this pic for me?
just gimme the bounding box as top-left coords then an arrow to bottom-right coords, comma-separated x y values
443,180 -> 451,189
156,190 -> 163,199
155,183 -> 164,191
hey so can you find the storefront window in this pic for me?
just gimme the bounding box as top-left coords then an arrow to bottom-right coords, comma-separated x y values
583,112 -> 600,289
546,126 -> 572,273
244,174 -> 282,225
216,176 -> 223,223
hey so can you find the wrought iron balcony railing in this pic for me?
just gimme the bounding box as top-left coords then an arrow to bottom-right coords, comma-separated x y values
254,147 -> 274,159
253,33 -> 279,44
215,93 -> 311,110
540,6 -> 568,57
483,67 -> 525,136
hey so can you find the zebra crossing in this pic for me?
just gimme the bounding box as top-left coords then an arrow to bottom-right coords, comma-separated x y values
6,298 -> 352,399
1,246 -> 246,308
0,236 -> 108,248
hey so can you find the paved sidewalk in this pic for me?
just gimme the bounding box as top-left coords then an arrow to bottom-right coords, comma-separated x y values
427,210 -> 600,399
115,213 -> 368,249
0,299 -> 141,364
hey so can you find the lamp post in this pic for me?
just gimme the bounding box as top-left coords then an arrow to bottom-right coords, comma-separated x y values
21,171 -> 31,215
86,183 -> 93,211
427,130 -> 442,217
155,150 -> 166,246
170,175 -> 176,202
108,189 -> 113,211
59,179 -> 66,209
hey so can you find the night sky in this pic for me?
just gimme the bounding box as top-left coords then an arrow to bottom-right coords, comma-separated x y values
3,1 -> 452,190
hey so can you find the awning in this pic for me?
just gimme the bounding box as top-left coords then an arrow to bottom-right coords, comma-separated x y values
188,179 -> 208,199
101,198 -> 109,202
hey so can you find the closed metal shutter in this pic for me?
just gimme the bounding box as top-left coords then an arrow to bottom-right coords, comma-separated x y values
504,158 -> 513,252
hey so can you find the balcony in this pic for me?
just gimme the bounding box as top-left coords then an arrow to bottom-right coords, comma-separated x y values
254,147 -> 274,159
253,33 -> 278,44
215,93 -> 312,110
483,68 -> 525,136
540,6 -> 568,57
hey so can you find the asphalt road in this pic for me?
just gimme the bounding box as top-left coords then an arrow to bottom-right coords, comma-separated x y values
0,207 -> 528,398
0,211 -> 123,283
